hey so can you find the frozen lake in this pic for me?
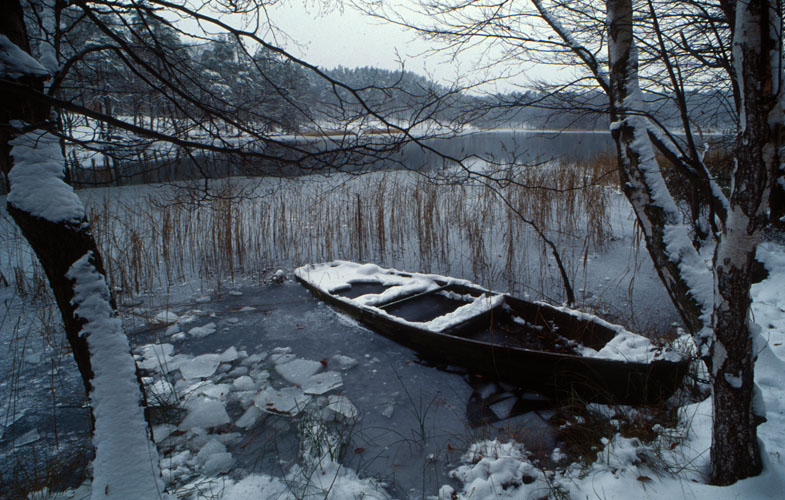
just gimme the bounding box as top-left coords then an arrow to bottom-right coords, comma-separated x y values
1,277 -> 559,498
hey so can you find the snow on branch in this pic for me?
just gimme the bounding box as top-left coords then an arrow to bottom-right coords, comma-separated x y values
608,16 -> 714,344
67,252 -> 165,500
0,34 -> 48,79
532,0 -> 609,92
8,128 -> 85,223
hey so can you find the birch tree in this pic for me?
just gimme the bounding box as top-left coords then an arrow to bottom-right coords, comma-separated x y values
377,0 -> 784,485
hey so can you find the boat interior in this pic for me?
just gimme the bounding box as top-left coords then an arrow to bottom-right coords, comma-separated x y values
332,278 -> 618,354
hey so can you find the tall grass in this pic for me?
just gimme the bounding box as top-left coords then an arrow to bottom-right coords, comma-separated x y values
2,153 -> 618,307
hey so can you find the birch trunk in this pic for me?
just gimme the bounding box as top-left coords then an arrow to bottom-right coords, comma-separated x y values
605,0 -> 782,484
708,0 -> 782,483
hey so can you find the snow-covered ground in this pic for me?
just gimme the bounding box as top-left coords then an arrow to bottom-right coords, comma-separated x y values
1,171 -> 784,499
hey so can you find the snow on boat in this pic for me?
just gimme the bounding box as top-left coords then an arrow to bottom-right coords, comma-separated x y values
294,261 -> 689,405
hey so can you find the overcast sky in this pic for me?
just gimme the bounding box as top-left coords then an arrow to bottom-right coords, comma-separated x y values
253,1 -> 553,91
257,3 -> 453,79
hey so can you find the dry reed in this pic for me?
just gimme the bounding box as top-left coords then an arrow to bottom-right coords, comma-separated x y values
1,153 -> 618,307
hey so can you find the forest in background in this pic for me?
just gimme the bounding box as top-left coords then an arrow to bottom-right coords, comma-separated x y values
18,5 -> 736,194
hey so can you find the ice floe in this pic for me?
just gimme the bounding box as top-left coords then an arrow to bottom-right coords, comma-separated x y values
275,358 -> 323,386
254,386 -> 311,416
188,322 -> 217,338
179,354 -> 221,379
179,397 -> 230,430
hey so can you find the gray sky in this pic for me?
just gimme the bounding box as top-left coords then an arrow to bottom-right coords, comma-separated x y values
182,1 -> 562,92
261,3 -> 453,78
256,2 -> 551,91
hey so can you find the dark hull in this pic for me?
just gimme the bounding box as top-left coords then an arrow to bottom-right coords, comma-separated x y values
296,276 -> 689,405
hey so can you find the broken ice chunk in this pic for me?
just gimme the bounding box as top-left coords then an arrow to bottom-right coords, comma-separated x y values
235,405 -> 263,429
188,382 -> 230,400
137,343 -> 176,371
331,354 -> 358,370
271,353 -> 296,365
152,311 -> 179,325
188,322 -> 217,338
232,375 -> 256,392
14,429 -> 40,447
153,424 -> 176,441
302,371 -> 343,395
147,379 -> 177,404
197,438 -> 234,476
242,352 -> 267,366
178,397 -> 230,430
489,397 -> 517,420
326,395 -> 359,419
254,386 -> 311,416
275,359 -> 322,386
180,354 -> 221,379
220,346 -> 239,363
24,352 -> 41,364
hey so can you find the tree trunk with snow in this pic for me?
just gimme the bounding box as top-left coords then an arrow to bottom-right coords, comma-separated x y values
1,0 -> 98,401
708,0 -> 782,483
606,0 -> 707,346
1,1 -> 164,497
606,0 -> 782,484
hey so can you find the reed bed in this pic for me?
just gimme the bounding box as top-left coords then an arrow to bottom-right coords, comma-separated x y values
2,153 -> 619,306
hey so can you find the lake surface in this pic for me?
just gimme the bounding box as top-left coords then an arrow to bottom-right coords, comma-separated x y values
69,129 -> 618,188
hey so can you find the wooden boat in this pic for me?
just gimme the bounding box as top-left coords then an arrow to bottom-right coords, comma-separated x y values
294,261 -> 690,405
